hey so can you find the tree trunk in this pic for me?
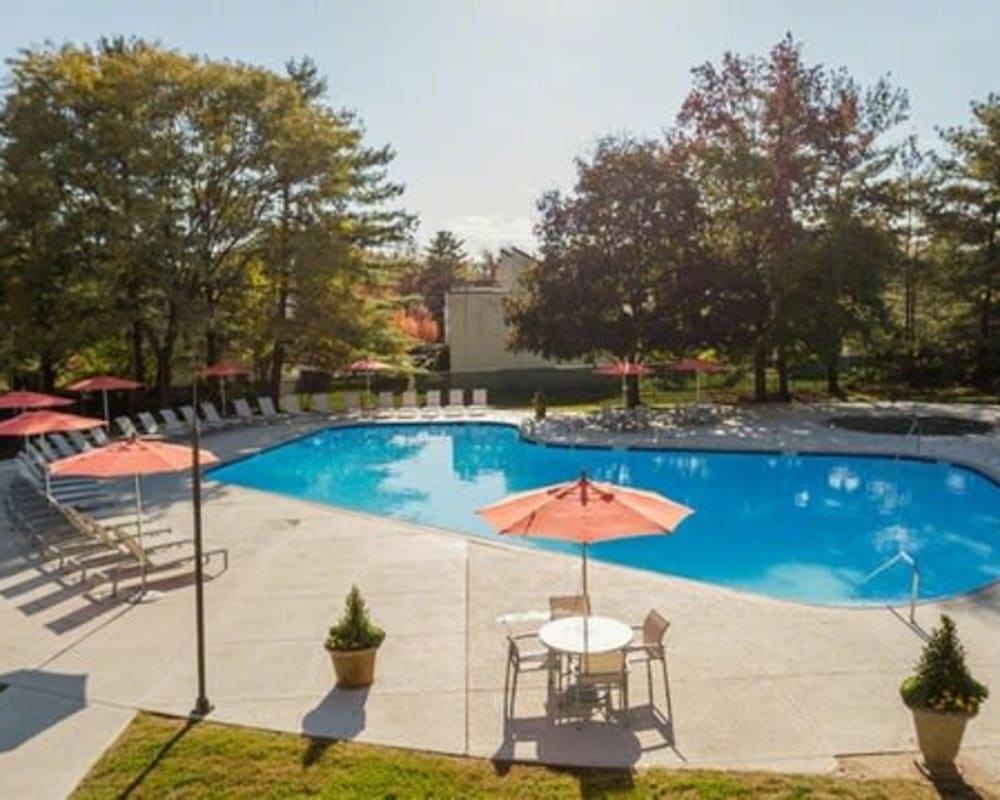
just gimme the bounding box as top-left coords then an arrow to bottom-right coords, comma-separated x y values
625,373 -> 640,409
775,349 -> 791,402
130,319 -> 146,385
269,339 -> 284,402
826,357 -> 843,398
155,347 -> 172,408
753,346 -> 768,402
39,354 -> 56,393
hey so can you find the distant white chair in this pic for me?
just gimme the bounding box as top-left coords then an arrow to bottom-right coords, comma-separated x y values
341,391 -> 361,417
311,393 -> 331,415
159,408 -> 187,434
200,401 -> 231,429
423,390 -> 442,416
115,415 -> 140,438
66,429 -> 93,452
233,398 -> 263,425
258,396 -> 287,422
376,391 -> 395,417
399,390 -> 419,417
179,405 -> 199,429
136,411 -> 161,436
46,433 -> 77,458
468,389 -> 486,416
280,395 -> 305,416
91,426 -> 111,447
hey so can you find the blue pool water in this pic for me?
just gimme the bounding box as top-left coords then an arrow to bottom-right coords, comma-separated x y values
210,422 -> 1000,605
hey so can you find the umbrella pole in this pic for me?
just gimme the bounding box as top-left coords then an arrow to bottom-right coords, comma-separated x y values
191,384 -> 213,716
102,389 -> 110,425
582,542 -> 590,659
695,372 -> 701,404
220,378 -> 226,417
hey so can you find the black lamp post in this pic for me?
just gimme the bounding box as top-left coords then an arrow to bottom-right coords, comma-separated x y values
191,373 -> 212,717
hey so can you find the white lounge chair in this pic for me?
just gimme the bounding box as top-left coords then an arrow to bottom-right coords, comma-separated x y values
311,393 -> 331,415
342,391 -> 361,417
445,389 -> 465,416
399,390 -> 419,418
232,398 -> 263,425
115,415 -> 140,438
375,391 -> 395,417
136,411 -> 160,436
91,426 -> 111,447
66,429 -> 93,452
46,433 -> 77,458
159,408 -> 187,434
469,388 -> 489,415
179,405 -> 199,429
423,390 -> 442,417
280,395 -> 305,416
258,396 -> 287,422
200,401 -> 232,428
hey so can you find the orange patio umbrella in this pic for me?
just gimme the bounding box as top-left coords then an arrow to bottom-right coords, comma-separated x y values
67,375 -> 143,424
0,390 -> 74,412
200,362 -> 249,417
477,472 -> 693,597
0,409 -> 105,437
593,360 -> 652,407
348,357 -> 395,401
50,436 -> 219,600
669,358 -> 727,403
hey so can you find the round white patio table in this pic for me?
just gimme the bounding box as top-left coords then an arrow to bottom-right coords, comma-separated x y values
538,615 -> 633,655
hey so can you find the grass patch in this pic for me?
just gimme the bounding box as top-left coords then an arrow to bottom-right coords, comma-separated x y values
72,712 -> 936,799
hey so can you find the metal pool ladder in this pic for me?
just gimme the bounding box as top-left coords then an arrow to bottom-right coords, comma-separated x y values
857,550 -> 921,623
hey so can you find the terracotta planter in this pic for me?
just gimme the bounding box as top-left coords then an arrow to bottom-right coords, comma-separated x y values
328,646 -> 379,688
910,707 -> 976,766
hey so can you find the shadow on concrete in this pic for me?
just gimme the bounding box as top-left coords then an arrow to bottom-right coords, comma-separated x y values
493,710 -> 643,771
301,686 -> 369,746
0,669 -> 87,752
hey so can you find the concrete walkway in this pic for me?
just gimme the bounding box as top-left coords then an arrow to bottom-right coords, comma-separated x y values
1,403 -> 999,797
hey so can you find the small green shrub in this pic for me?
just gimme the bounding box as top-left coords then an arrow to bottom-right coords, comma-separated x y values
900,615 -> 988,714
325,586 -> 385,652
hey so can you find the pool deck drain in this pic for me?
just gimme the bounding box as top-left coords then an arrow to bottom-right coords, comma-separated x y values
1,401 -> 998,797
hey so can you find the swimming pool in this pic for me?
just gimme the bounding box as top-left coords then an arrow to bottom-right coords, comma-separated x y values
210,422 -> 1000,605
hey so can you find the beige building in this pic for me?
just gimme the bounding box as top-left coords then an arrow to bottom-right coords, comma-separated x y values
445,247 -> 561,373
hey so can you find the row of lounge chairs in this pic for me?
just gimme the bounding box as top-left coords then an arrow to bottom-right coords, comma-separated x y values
103,388 -> 491,439
4,475 -> 228,599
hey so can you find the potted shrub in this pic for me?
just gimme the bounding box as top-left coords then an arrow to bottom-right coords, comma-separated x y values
324,585 -> 385,688
900,614 -> 988,766
533,390 -> 547,421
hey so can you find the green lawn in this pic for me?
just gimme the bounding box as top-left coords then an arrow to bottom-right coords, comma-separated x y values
72,713 -> 935,799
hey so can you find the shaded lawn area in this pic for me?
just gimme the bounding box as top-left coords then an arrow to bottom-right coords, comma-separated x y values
72,713 -> 936,799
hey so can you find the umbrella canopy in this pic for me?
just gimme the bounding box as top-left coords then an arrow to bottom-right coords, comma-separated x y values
50,436 -> 218,479
0,390 -> 74,411
67,375 -> 143,392
66,375 -> 143,423
593,360 -> 652,377
51,437 -> 219,598
200,362 -> 249,379
477,472 -> 692,595
348,358 -> 394,373
669,358 -> 727,403
349,358 -> 394,404
0,410 -> 105,437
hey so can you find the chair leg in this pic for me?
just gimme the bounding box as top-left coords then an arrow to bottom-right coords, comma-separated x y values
660,657 -> 673,721
504,658 -> 511,719
510,667 -> 519,718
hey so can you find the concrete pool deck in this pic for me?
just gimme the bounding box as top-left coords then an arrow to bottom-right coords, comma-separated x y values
1,402 -> 999,797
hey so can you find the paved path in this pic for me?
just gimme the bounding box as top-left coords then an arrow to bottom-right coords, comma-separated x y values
1,404 -> 999,796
